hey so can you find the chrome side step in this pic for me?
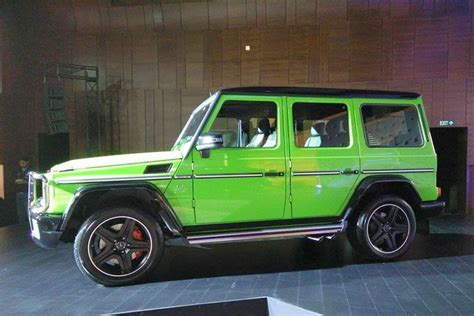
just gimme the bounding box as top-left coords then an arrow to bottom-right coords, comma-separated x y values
187,223 -> 344,245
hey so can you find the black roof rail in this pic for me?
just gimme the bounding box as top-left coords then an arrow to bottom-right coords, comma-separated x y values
220,86 -> 421,99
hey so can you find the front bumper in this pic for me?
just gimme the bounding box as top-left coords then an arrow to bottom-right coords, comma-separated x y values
28,210 -> 63,249
420,200 -> 445,218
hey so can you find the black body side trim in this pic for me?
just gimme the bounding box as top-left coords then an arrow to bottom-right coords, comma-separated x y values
144,164 -> 172,174
60,182 -> 184,237
341,175 -> 422,221
184,216 -> 339,234
420,200 -> 445,218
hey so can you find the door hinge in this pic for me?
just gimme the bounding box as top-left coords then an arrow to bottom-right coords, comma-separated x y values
192,198 -> 196,208
289,160 -> 292,169
191,162 -> 195,171
289,194 -> 293,203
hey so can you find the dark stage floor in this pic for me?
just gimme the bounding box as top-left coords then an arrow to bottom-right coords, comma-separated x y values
0,215 -> 474,315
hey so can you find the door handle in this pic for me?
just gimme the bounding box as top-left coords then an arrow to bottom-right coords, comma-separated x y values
264,171 -> 284,177
341,169 -> 359,175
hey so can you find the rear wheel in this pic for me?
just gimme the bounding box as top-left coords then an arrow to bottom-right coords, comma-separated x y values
348,195 -> 416,260
74,207 -> 164,286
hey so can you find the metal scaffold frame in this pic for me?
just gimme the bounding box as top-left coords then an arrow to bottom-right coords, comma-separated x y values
43,63 -> 101,156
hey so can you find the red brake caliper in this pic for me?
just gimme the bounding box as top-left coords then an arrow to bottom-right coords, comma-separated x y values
132,226 -> 144,259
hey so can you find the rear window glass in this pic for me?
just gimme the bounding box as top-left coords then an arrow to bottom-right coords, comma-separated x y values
361,105 -> 423,147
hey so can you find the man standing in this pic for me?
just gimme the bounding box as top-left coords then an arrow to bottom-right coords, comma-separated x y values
15,157 -> 30,223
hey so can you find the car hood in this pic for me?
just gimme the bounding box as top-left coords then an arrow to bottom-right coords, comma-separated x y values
50,151 -> 182,172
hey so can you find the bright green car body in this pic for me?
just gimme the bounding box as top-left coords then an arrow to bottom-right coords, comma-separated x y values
28,87 -> 441,249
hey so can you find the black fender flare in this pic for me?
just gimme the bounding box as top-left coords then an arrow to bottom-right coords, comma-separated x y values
341,175 -> 422,223
59,182 -> 185,237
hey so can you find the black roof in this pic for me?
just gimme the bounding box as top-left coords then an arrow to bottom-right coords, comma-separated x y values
220,86 -> 420,99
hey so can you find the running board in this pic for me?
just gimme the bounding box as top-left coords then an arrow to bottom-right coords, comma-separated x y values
186,223 -> 344,245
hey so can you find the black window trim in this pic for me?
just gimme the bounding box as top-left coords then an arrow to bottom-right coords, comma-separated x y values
290,101 -> 351,149
360,103 -> 425,149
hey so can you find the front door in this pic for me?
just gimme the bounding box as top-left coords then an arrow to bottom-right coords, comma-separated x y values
288,97 -> 361,219
193,95 -> 288,224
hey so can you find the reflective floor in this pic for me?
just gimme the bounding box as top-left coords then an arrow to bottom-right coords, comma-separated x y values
0,215 -> 473,315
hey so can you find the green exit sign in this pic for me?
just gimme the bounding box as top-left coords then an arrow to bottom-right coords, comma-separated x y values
439,120 -> 455,127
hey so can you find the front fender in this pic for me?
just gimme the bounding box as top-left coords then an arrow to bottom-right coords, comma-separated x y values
59,182 -> 184,237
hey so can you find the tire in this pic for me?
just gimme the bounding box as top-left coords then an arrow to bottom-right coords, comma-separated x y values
346,222 -> 364,254
74,207 -> 164,286
349,195 -> 416,260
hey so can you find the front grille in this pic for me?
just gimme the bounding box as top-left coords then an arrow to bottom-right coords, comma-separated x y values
28,172 -> 49,212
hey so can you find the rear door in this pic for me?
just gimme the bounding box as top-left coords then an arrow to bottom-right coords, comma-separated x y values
287,97 -> 361,219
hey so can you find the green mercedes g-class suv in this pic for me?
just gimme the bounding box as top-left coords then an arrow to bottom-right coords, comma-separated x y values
28,87 -> 444,286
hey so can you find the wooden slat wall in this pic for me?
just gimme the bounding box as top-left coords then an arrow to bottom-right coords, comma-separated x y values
5,0 -> 474,166
60,17 -> 474,166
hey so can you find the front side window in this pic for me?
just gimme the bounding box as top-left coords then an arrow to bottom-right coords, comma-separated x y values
292,103 -> 349,148
209,100 -> 277,148
361,105 -> 423,147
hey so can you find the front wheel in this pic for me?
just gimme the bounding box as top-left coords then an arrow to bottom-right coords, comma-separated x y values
349,195 -> 416,260
74,207 -> 164,286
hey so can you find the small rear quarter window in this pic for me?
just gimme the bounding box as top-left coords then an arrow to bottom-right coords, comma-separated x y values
361,104 -> 424,147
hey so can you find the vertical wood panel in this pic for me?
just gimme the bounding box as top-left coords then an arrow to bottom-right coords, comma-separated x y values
444,79 -> 467,126
228,0 -> 248,29
210,31 -> 223,88
163,89 -> 181,149
448,16 -> 471,79
209,1 -> 228,30
240,28 -> 260,85
350,20 -> 383,81
328,22 -> 350,82
392,18 -> 415,80
266,0 -> 287,25
295,0 -> 316,25
260,28 -> 289,85
118,90 -> 129,153
145,89 -> 155,151
289,26 -> 309,84
414,18 -> 448,79
318,0 -> 347,21
153,89 -> 164,151
158,33 -> 177,89
132,32 -> 158,89
308,26 -> 320,83
185,32 -> 204,88
222,30 -> 241,86
431,79 -> 445,124
135,89 -> 146,152
127,89 -> 139,153
122,34 -> 133,89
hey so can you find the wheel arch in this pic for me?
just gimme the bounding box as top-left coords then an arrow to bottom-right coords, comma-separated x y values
342,175 -> 422,224
59,182 -> 184,242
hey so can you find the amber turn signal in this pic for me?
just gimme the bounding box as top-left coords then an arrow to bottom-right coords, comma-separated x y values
437,187 -> 442,198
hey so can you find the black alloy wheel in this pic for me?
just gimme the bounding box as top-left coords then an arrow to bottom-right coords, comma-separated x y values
74,208 -> 163,286
88,216 -> 152,277
366,204 -> 410,254
349,195 -> 416,260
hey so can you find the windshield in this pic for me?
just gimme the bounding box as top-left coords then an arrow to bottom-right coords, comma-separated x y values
172,93 -> 217,153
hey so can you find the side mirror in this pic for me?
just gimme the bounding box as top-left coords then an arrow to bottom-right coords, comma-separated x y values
196,133 -> 223,158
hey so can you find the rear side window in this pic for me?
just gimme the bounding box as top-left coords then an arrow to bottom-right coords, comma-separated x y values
292,103 -> 349,148
361,105 -> 423,147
